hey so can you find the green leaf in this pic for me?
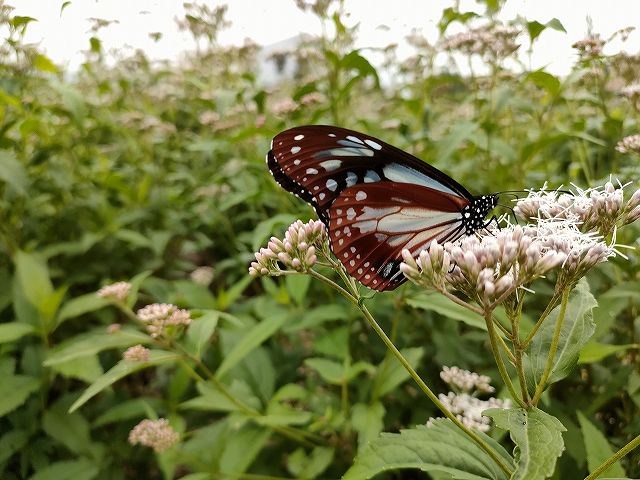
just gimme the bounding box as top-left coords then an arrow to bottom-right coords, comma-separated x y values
545,18 -> 566,33
285,274 -> 310,306
44,327 -> 150,366
69,350 -> 179,412
0,429 -> 29,464
60,1 -> 72,16
304,358 -> 374,385
179,381 -> 240,413
578,342 -> 638,364
525,21 -> 546,43
372,347 -> 424,398
287,446 -> 334,479
0,374 -> 39,417
577,411 -> 626,477
251,213 -> 299,251
30,458 -> 99,480
352,402 -> 385,450
344,419 -> 513,480
524,280 -> 596,391
33,54 -> 58,73
11,16 -> 37,29
185,310 -> 219,358
219,424 -> 270,474
0,322 -> 36,343
407,292 -> 486,330
14,250 -> 53,312
526,70 -> 560,96
93,398 -> 160,427
42,408 -> 94,457
56,293 -> 109,327
485,407 -> 565,480
215,316 -> 284,378
0,150 -> 28,195
49,354 -> 103,382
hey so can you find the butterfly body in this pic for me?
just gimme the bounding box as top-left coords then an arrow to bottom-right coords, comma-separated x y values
267,125 -> 498,291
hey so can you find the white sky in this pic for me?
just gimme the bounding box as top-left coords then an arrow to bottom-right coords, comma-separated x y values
12,0 -> 640,75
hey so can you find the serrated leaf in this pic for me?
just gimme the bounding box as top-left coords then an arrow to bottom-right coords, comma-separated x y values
0,374 -> 40,417
215,316 -> 284,378
344,419 -> 513,480
577,411 -> 626,477
524,280 -> 596,391
0,322 -> 36,343
485,407 -> 565,480
69,350 -> 179,412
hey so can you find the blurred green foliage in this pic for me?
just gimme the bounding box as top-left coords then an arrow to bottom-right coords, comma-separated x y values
0,0 -> 639,478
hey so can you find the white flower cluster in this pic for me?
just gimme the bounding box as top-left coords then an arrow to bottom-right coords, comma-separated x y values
249,220 -> 326,276
190,266 -> 214,285
436,392 -> 512,432
515,181 -> 640,236
96,281 -> 132,302
440,366 -> 494,394
128,418 -> 179,452
136,303 -> 191,338
428,366 -> 510,432
441,24 -> 520,59
400,226 -> 566,306
616,134 -> 640,155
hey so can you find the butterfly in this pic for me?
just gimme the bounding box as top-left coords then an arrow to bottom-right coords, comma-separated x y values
266,125 -> 498,291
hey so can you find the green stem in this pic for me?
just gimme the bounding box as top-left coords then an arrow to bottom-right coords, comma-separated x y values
532,288 -> 570,405
584,433 -> 640,480
522,291 -> 562,349
484,312 -> 525,408
356,302 -> 511,477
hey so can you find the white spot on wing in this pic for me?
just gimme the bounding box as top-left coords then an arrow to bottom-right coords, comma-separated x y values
356,191 -> 367,201
346,135 -> 364,144
306,168 -> 318,174
319,193 -> 326,200
326,179 -> 338,191
382,163 -> 459,196
364,170 -> 381,183
365,139 -> 382,150
319,160 -> 341,171
346,171 -> 357,187
294,159 -> 300,165
291,146 -> 301,154
347,208 -> 356,220
294,134 -> 304,140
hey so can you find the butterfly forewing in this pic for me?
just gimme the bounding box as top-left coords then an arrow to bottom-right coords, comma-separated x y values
328,182 -> 467,291
267,125 -> 473,222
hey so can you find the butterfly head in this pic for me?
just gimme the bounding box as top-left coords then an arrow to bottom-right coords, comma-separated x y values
461,194 -> 499,235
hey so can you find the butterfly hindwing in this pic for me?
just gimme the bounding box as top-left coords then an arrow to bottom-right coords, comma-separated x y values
328,182 -> 467,291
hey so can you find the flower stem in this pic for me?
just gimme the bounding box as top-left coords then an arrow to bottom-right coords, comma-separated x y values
532,287 -> 570,405
583,433 -> 640,480
484,312 -> 525,408
522,291 -> 562,349
356,301 -> 512,477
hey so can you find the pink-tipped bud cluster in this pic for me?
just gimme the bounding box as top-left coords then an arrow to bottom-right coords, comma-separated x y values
249,219 -> 326,276
441,23 -> 520,59
401,225 -> 566,306
128,418 -> 179,452
123,344 -> 150,362
136,303 -> 191,338
515,181 -> 640,237
571,36 -> 605,58
615,134 -> 640,155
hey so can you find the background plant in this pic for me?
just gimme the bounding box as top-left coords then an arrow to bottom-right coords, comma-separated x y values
1,0 -> 639,478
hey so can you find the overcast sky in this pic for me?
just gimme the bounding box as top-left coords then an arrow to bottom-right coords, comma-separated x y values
12,0 -> 640,75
